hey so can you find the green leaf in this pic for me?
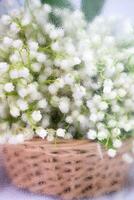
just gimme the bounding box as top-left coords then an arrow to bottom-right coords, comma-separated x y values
81,0 -> 105,21
41,0 -> 73,9
41,0 -> 73,26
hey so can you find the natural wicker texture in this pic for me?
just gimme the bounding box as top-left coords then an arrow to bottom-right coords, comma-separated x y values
3,139 -> 132,200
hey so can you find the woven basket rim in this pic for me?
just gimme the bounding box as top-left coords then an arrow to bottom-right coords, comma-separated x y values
3,138 -> 91,147
3,138 -> 106,155
3,138 -> 132,156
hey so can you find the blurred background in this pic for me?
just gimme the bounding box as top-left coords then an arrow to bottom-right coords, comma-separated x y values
0,0 -> 134,200
0,0 -> 134,21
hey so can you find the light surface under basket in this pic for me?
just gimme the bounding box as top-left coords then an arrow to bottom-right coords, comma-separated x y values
3,139 -> 132,200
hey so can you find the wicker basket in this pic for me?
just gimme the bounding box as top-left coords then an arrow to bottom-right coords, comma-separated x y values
3,139 -> 132,200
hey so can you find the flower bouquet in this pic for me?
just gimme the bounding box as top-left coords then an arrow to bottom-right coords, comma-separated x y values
1,0 -> 134,199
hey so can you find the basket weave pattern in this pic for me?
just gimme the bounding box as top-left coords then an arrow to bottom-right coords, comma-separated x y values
3,139 -> 131,200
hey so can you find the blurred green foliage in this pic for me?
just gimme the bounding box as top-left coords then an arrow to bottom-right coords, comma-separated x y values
81,0 -> 105,21
41,0 -> 73,9
41,0 -> 105,21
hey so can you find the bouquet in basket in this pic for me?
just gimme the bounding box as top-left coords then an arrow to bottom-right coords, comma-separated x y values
0,0 -> 134,159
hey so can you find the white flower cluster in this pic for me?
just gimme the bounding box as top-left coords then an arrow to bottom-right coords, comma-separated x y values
0,0 -> 134,157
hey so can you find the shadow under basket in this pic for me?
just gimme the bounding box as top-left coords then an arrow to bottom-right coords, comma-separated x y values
3,139 -> 132,200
